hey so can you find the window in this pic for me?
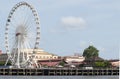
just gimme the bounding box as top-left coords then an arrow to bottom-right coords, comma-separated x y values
36,56 -> 38,59
39,56 -> 41,58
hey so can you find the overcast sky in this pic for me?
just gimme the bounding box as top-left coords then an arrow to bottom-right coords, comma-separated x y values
0,0 -> 119,59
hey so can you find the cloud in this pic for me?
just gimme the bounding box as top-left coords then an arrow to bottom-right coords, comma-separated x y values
80,41 -> 88,48
61,16 -> 86,30
79,41 -> 95,49
49,29 -> 65,33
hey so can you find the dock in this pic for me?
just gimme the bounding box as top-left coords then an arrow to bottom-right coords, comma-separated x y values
0,68 -> 119,76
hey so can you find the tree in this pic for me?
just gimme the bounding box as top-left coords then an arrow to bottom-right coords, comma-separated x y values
104,61 -> 111,68
59,61 -> 65,66
83,45 -> 99,67
83,45 -> 99,58
95,61 -> 105,67
95,61 -> 111,68
0,61 -> 11,66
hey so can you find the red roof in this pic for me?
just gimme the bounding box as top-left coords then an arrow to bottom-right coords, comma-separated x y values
38,59 -> 62,62
39,62 -> 59,67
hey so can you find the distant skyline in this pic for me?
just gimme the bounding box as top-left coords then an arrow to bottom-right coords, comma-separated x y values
0,0 -> 120,59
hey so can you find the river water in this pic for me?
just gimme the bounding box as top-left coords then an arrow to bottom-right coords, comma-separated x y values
0,76 -> 119,79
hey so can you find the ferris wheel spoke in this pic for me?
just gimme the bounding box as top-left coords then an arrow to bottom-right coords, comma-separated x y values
10,38 -> 16,49
24,16 -> 35,32
24,19 -> 34,31
27,36 -> 36,45
23,7 -> 32,25
20,41 -> 26,62
23,10 -> 37,31
20,46 -> 26,61
10,39 -> 18,62
18,6 -> 26,23
10,15 -> 20,27
24,42 -> 31,60
8,20 -> 17,29
8,33 -> 15,40
10,7 -> 25,27
12,41 -> 18,62
25,22 -> 35,33
27,38 -> 35,48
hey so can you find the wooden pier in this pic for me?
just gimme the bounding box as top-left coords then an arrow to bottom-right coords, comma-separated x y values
0,68 -> 119,76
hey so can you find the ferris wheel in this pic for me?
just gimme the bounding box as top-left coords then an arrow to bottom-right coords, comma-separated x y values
5,2 -> 40,68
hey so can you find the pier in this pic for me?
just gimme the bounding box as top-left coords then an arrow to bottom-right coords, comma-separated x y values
0,68 -> 119,76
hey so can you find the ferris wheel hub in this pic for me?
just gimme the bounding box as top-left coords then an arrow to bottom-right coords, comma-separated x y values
16,33 -> 21,36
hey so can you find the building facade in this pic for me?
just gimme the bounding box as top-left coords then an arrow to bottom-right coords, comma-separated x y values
64,56 -> 85,63
22,48 -> 59,61
109,59 -> 120,67
0,53 -> 8,62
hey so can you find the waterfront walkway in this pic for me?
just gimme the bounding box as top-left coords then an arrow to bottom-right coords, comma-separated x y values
0,68 -> 119,76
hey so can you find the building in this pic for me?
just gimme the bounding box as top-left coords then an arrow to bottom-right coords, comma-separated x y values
0,50 -> 7,62
21,48 -> 59,61
64,56 -> 85,63
20,48 -> 62,67
0,49 -> 59,67
109,59 -> 120,67
38,59 -> 62,67
64,55 -> 85,67
0,53 -> 8,62
0,50 -> 2,55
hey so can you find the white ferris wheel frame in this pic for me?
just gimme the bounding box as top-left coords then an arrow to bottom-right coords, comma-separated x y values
5,2 -> 40,68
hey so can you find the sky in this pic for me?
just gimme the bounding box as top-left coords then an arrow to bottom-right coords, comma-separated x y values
0,0 -> 120,59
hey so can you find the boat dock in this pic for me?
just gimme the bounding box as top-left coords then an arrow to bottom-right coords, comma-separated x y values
0,68 -> 119,76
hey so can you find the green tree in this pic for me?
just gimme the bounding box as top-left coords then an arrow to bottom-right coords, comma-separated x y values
83,45 -> 99,67
59,61 -> 65,66
0,61 -> 11,66
104,61 -> 111,68
95,61 -> 111,68
95,61 -> 105,67
83,45 -> 99,58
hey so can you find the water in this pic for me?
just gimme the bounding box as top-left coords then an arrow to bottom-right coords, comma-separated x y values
0,76 -> 119,79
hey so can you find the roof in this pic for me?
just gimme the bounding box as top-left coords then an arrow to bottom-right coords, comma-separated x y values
38,59 -> 62,62
38,59 -> 63,67
109,59 -> 119,62
40,62 -> 59,67
21,48 -> 58,56
85,56 -> 104,61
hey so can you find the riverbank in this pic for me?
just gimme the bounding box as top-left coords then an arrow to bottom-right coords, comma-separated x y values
0,68 -> 119,76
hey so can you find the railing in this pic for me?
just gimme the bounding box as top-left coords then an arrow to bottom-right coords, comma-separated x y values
0,68 -> 119,76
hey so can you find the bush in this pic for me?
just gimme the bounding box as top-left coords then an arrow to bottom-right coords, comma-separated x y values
0,61 -> 11,66
59,61 -> 65,66
94,61 -> 111,68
